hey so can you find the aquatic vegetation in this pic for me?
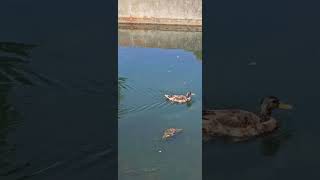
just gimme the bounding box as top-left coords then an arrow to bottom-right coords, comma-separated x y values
0,42 -> 37,58
0,42 -> 53,86
0,85 -> 17,160
0,41 -> 46,176
0,40 -> 39,134
192,50 -> 202,61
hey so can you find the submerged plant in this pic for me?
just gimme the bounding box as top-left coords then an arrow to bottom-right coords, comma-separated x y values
193,51 -> 202,61
0,42 -> 55,87
0,42 -> 37,58
0,41 -> 55,173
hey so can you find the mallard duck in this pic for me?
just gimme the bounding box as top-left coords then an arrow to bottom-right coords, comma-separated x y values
164,92 -> 194,103
203,96 -> 292,141
162,128 -> 183,140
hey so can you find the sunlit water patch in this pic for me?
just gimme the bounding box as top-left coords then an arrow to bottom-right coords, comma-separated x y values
118,28 -> 202,180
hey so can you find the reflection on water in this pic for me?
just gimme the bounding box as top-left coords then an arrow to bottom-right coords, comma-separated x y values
0,84 -> 19,175
259,130 -> 292,156
118,26 -> 202,61
0,42 -> 36,58
118,76 -> 129,118
118,27 -> 202,180
1,1 -> 118,179
0,42 -> 49,177
0,40 -> 117,179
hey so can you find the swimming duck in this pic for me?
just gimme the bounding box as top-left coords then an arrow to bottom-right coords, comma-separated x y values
203,96 -> 292,141
164,92 -> 194,103
162,128 -> 183,140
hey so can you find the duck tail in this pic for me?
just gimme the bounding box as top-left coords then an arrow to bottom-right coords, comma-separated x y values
164,95 -> 171,99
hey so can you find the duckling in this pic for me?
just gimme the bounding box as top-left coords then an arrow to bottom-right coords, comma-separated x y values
203,96 -> 292,141
164,92 -> 194,103
162,128 -> 183,140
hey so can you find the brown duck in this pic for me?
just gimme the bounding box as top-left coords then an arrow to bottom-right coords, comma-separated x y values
203,96 -> 292,141
164,92 -> 194,103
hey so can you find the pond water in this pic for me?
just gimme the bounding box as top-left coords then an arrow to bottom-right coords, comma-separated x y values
0,1 -> 117,179
203,1 -> 320,179
118,27 -> 202,180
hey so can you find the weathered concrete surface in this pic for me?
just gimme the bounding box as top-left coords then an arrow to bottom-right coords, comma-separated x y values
118,0 -> 202,26
118,26 -> 202,60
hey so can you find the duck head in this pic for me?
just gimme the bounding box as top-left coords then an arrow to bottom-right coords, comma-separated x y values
186,92 -> 193,98
260,96 -> 292,121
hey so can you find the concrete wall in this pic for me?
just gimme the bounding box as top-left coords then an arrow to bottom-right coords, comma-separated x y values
118,0 -> 202,26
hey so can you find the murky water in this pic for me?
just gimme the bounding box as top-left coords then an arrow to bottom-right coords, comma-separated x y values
118,27 -> 202,180
0,42 -> 117,180
203,0 -> 320,179
0,1 -> 117,179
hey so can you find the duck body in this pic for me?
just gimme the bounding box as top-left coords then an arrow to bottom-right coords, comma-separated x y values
202,96 -> 292,142
164,92 -> 192,104
203,109 -> 277,140
164,95 -> 191,103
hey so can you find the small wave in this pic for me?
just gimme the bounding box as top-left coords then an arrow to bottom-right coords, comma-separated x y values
14,146 -> 114,180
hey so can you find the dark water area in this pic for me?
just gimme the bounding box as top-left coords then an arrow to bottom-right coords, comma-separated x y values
118,28 -> 202,180
0,1 -> 117,180
204,0 -> 320,179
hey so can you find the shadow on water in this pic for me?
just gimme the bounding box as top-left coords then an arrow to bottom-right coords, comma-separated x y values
0,41 -> 84,179
0,85 -> 20,173
0,42 -> 36,58
0,42 -> 60,87
0,42 -> 117,179
0,41 -> 39,177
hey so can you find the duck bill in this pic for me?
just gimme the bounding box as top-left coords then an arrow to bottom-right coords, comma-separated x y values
278,103 -> 293,110
191,93 -> 196,96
